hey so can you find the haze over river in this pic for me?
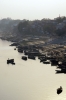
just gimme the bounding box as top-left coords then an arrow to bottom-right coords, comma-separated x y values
0,39 -> 66,100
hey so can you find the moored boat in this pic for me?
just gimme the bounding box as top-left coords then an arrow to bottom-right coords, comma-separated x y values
22,56 -> 27,61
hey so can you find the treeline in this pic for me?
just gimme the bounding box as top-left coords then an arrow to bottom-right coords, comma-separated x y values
0,16 -> 66,36
56,25 -> 66,36
17,16 -> 66,36
17,20 -> 56,35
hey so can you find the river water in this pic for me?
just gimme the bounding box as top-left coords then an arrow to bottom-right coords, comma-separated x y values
0,39 -> 66,100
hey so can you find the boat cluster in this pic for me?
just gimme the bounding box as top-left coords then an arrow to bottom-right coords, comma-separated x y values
9,44 -> 66,74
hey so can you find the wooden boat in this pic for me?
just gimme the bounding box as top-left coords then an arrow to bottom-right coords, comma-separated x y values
57,86 -> 63,94
14,48 -> 16,50
28,55 -> 35,60
22,56 -> 27,61
7,59 -> 15,65
51,59 -> 58,66
43,61 -> 50,64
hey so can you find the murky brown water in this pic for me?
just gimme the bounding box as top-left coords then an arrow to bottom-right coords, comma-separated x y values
0,39 -> 66,100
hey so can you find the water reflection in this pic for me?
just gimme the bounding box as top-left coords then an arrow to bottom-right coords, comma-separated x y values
0,39 -> 66,100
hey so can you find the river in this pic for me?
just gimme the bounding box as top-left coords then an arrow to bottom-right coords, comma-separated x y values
0,39 -> 66,100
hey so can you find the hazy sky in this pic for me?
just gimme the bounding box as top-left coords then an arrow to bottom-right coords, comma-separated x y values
0,0 -> 66,20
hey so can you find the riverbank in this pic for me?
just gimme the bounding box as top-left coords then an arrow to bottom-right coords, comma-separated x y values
1,34 -> 66,74
0,35 -> 66,60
